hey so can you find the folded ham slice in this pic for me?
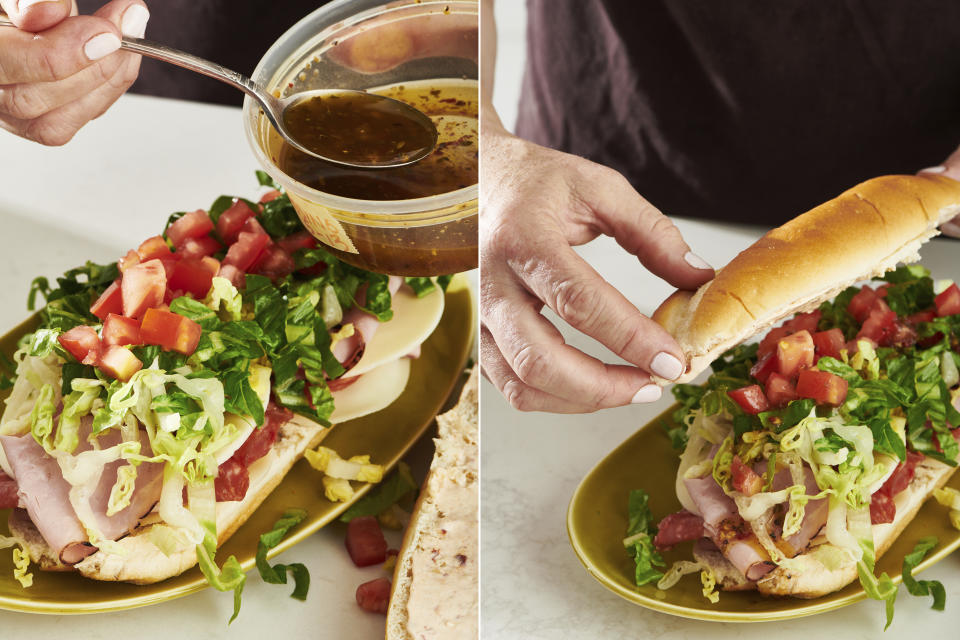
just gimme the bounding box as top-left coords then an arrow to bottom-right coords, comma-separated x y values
1,417 -> 163,564
332,275 -> 404,370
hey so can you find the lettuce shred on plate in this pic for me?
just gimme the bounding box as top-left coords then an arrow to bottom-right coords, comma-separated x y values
627,265 -> 960,628
0,173 -> 436,620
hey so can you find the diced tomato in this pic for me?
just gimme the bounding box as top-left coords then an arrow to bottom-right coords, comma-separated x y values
812,328 -> 846,360
886,322 -> 918,348
728,384 -> 770,415
137,235 -> 174,262
848,285 -> 880,323
121,259 -> 167,318
90,280 -> 123,320
906,309 -> 937,325
242,216 -> 269,237
214,457 -> 250,502
765,372 -> 798,408
259,189 -> 282,204
776,330 -> 815,377
796,369 -> 848,406
356,578 -> 391,615
731,455 -> 763,496
783,310 -> 821,335
58,326 -> 101,365
345,516 -> 388,567
869,490 -> 896,524
97,345 -> 142,381
217,264 -> 246,290
758,326 -> 790,359
234,404 -> 291,466
166,209 -> 214,247
118,249 -> 140,273
276,231 -> 317,254
252,245 -> 296,280
215,199 -> 256,244
749,351 -> 778,384
102,313 -> 141,347
857,308 -> 897,345
176,235 -> 222,260
876,283 -> 890,298
224,230 -> 270,271
140,308 -> 203,355
935,283 -> 960,317
169,258 -> 219,298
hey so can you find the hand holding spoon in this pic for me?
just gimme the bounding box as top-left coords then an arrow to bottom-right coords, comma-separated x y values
0,14 -> 438,168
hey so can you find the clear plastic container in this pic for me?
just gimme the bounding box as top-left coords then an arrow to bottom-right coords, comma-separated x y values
243,0 -> 478,276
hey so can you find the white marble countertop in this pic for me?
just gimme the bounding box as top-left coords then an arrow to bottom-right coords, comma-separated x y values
0,94 -> 439,639
480,218 -> 960,639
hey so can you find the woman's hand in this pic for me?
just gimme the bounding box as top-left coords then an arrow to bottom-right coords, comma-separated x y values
0,0 -> 148,145
480,121 -> 715,413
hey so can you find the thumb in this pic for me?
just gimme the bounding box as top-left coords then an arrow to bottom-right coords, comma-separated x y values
1,0 -> 73,32
579,166 -> 715,290
919,145 -> 960,182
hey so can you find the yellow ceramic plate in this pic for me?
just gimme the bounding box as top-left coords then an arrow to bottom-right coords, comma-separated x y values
568,404 -> 960,622
0,276 -> 474,614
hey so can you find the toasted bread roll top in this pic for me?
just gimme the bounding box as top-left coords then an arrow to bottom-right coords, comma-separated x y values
653,174 -> 960,383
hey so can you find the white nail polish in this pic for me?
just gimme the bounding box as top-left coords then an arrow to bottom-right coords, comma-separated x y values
120,4 -> 149,38
631,384 -> 662,404
651,352 -> 684,380
17,0 -> 60,11
683,251 -> 712,270
920,165 -> 947,174
83,33 -> 120,61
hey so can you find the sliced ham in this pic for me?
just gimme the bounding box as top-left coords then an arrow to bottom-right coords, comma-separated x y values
726,536 -> 776,580
1,433 -> 93,564
332,275 -> 404,370
653,510 -> 704,551
1,417 -> 163,564
683,475 -> 737,526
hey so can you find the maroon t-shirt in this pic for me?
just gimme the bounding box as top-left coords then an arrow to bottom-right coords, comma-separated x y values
517,0 -> 960,225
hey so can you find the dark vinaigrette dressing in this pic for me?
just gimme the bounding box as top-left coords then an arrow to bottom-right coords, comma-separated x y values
276,83 -> 477,201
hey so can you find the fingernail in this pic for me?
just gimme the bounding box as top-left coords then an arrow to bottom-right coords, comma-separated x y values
17,0 -> 60,11
684,251 -> 712,270
84,32 -> 120,61
651,352 -> 684,380
920,165 -> 947,174
631,384 -> 662,404
121,4 -> 149,38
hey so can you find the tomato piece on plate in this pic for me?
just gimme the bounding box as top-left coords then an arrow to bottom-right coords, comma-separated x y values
176,235 -> 222,260
224,230 -> 271,271
252,245 -> 296,280
869,490 -> 896,524
137,235 -> 174,262
169,258 -> 218,298
783,310 -> 821,335
776,330 -> 815,377
935,283 -> 960,317
90,280 -> 123,320
215,199 -> 256,244
764,372 -> 798,408
102,313 -> 141,347
758,325 -> 791,359
118,249 -> 140,273
214,457 -> 250,502
58,325 -> 101,365
731,455 -> 763,496
728,384 -> 770,415
812,328 -> 846,360
217,264 -> 246,290
356,577 -> 391,614
857,308 -> 897,345
98,345 -> 142,381
796,369 -> 848,406
259,189 -> 282,203
276,230 -> 316,254
345,516 -> 388,567
140,308 -> 202,355
749,351 -> 778,384
166,209 -> 214,247
121,259 -> 167,318
847,285 -> 879,323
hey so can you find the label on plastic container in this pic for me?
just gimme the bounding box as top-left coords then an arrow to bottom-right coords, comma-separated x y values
288,193 -> 358,254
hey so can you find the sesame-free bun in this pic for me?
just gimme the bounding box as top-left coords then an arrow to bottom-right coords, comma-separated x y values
653,174 -> 960,384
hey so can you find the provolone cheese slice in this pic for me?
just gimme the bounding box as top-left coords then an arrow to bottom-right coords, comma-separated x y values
331,357 -> 411,423
345,287 -> 443,378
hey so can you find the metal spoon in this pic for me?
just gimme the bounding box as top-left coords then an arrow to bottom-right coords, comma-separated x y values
0,15 -> 438,168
